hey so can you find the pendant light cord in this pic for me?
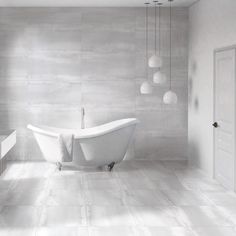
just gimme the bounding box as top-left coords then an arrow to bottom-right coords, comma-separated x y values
145,2 -> 149,80
158,4 -> 161,56
169,0 -> 172,90
154,2 -> 157,54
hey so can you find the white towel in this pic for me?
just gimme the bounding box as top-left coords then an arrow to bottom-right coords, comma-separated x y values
59,133 -> 74,162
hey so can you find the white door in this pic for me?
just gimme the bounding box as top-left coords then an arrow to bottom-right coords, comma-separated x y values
214,48 -> 236,191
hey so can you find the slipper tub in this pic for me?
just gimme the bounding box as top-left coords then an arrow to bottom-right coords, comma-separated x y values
27,118 -> 139,169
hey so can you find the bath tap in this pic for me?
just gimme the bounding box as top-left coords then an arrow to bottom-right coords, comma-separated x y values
81,107 -> 85,129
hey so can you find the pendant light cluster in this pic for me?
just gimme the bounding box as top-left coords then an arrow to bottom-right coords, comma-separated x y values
140,0 -> 178,105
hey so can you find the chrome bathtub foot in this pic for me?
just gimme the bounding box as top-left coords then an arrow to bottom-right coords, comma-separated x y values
107,162 -> 115,172
56,162 -> 62,171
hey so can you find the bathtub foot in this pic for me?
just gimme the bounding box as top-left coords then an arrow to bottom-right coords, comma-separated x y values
107,162 -> 115,172
56,162 -> 62,171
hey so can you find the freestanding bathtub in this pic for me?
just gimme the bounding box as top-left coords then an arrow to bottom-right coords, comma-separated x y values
27,118 -> 139,170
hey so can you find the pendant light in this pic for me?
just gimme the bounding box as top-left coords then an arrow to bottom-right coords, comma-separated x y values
153,70 -> 166,84
148,0 -> 162,68
163,0 -> 178,104
153,2 -> 166,84
140,1 -> 153,94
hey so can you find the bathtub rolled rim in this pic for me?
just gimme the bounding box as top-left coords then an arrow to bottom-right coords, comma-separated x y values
74,118 -> 139,139
27,118 -> 139,140
27,124 -> 60,138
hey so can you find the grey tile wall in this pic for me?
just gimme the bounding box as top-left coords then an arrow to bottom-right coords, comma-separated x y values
0,7 -> 188,161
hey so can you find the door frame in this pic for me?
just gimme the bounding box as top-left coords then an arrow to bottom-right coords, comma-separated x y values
213,45 -> 236,191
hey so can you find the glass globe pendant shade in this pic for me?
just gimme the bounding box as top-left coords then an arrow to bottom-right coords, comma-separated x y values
153,71 -> 166,84
140,81 -> 153,94
163,90 -> 178,104
148,54 -> 162,68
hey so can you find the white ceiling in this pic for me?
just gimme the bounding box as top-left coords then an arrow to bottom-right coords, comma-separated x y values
0,0 -> 199,7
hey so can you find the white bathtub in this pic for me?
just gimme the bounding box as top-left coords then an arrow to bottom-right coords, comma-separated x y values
27,118 -> 139,169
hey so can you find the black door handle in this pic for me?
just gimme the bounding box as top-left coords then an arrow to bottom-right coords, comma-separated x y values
212,122 -> 218,128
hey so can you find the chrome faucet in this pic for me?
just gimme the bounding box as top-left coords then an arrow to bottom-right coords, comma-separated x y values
81,107 -> 85,129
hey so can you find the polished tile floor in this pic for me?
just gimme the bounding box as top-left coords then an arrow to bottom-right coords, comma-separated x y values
1,160 -> 236,235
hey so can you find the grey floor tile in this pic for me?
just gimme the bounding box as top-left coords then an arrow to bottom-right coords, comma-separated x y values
150,176 -> 186,190
39,206 -> 86,227
192,227 -> 236,236
180,178 -> 225,192
217,205 -> 236,225
5,187 -> 48,206
177,206 -> 233,227
136,226 -> 197,236
48,175 -> 83,191
0,190 -> 9,206
89,226 -> 136,236
84,178 -> 120,190
1,160 -> 236,235
36,226 -> 89,236
0,206 -> 41,227
119,177 -> 155,190
45,189 -> 85,206
123,189 -> 173,206
130,206 -> 183,227
88,206 -> 135,226
163,189 -> 212,206
85,189 -> 123,206
0,228 -> 36,236
202,191 -> 236,206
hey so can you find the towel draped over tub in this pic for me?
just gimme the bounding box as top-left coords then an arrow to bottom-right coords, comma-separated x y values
59,133 -> 74,162
27,124 -> 74,163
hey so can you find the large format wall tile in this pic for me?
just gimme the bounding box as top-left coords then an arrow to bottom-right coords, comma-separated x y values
28,82 -> 82,105
0,57 -> 29,77
28,105 -> 82,128
0,7 -> 188,161
81,30 -> 135,54
28,29 -> 82,51
80,52 -> 135,81
82,80 -> 135,110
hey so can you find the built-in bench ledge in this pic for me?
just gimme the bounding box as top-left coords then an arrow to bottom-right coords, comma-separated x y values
0,130 -> 16,175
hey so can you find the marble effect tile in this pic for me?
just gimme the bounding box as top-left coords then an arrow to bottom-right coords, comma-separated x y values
1,160 -> 235,235
88,206 -> 135,226
163,190 -> 212,206
84,178 -> 120,190
180,178 -> 225,192
130,206 -> 183,227
45,189 -> 85,206
177,206 -> 233,227
89,226 -> 136,236
5,187 -> 48,206
202,191 -> 236,206
216,205 -> 236,225
137,227 -> 197,236
119,177 -> 155,190
0,228 -> 36,236
192,227 -> 236,236
0,190 -> 9,205
85,189 -> 123,206
142,167 -> 174,180
0,206 -> 41,227
150,176 -> 186,190
39,206 -> 86,227
48,175 -> 83,191
123,189 -> 173,206
35,227 -> 88,236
